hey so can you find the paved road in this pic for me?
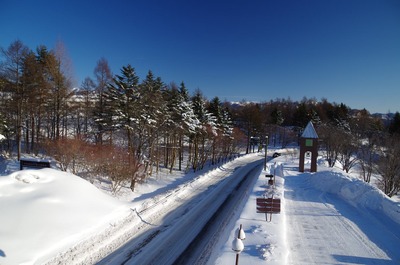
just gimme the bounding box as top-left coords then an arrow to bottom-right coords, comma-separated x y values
98,155 -> 263,265
174,162 -> 262,265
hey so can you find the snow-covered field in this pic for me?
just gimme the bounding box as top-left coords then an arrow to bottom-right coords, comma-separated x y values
0,150 -> 399,264
0,168 -> 129,265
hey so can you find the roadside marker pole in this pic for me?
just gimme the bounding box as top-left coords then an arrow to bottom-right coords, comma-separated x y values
232,224 -> 245,265
264,135 -> 269,171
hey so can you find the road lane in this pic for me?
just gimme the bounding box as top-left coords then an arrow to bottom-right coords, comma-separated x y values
98,154 -> 264,265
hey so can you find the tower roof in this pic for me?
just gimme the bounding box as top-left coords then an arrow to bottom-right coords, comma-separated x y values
301,121 -> 318,138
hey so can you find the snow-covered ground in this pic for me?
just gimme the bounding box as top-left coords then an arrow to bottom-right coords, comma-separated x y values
0,168 -> 129,265
212,154 -> 400,265
0,150 -> 399,264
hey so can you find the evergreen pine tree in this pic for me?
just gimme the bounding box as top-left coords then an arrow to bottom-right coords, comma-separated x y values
138,70 -> 166,172
102,64 -> 139,151
271,107 -> 284,126
389,112 -> 400,135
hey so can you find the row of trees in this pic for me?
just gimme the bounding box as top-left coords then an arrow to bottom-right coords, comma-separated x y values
91,64 -> 240,190
0,40 -> 242,192
0,40 -> 74,160
239,99 -> 400,197
316,113 -> 400,197
1,40 -> 399,196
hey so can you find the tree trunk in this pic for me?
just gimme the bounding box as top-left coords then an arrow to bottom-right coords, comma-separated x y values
178,134 -> 183,171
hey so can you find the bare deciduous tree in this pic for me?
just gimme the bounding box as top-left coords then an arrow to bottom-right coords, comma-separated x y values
1,40 -> 29,159
337,131 -> 358,173
318,123 -> 341,167
376,135 -> 400,197
42,137 -> 85,173
87,144 -> 144,194
93,57 -> 113,145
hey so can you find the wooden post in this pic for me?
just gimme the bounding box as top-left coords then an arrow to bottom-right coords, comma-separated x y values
235,252 -> 239,265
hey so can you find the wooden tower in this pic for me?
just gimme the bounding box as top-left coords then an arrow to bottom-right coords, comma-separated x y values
299,121 -> 318,172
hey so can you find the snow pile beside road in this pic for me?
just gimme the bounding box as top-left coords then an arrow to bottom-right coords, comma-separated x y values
0,168 -> 128,265
308,169 -> 400,225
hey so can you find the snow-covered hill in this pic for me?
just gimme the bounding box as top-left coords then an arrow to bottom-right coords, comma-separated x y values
0,168 -> 129,264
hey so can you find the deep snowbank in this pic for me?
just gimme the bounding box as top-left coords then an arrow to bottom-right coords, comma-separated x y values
0,168 -> 128,265
308,169 -> 400,225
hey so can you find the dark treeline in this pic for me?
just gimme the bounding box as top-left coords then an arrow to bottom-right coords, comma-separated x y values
1,40 -> 399,196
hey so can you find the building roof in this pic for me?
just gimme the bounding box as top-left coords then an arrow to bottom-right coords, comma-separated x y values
301,121 -> 318,138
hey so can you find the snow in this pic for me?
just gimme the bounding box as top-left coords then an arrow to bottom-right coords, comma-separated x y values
211,158 -> 288,265
0,169 -> 128,265
301,121 -> 318,138
0,150 -> 399,265
212,154 -> 400,265
308,170 -> 400,224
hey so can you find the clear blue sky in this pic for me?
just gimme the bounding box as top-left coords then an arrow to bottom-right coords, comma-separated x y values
1,0 -> 399,113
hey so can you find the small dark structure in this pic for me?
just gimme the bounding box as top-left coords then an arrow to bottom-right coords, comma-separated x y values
20,159 -> 51,170
299,121 -> 318,172
272,152 -> 281,158
266,174 -> 274,185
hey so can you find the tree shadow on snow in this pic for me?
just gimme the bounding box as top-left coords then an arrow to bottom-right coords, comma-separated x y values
244,243 -> 272,261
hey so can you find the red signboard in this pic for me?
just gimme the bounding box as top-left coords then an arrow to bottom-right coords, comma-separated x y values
256,198 -> 281,204
256,206 -> 281,213
256,198 -> 281,213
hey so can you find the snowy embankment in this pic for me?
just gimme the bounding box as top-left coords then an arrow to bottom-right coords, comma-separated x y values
309,170 -> 400,225
0,168 -> 129,265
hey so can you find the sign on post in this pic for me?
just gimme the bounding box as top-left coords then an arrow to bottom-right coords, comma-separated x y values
256,197 -> 281,222
265,174 -> 274,185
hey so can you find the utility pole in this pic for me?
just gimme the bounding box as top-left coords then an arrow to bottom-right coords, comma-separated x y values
264,135 -> 269,171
